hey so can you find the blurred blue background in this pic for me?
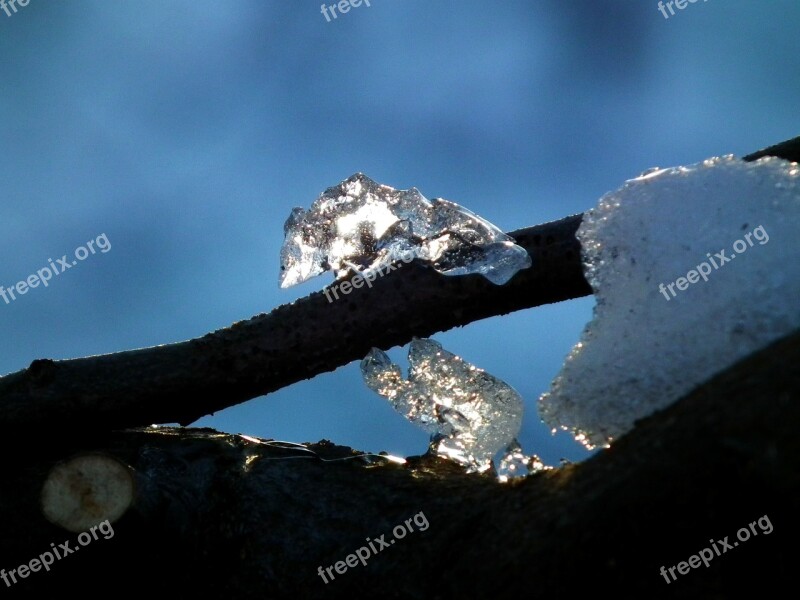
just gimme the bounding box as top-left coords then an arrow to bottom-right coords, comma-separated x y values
1,0 -> 798,465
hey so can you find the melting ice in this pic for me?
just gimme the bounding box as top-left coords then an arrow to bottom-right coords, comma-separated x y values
280,173 -> 531,288
539,156 -> 800,449
362,338 -> 542,479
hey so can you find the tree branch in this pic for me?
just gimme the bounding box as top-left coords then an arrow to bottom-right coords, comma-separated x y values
0,215 -> 587,434
0,136 -> 797,434
2,327 -> 798,597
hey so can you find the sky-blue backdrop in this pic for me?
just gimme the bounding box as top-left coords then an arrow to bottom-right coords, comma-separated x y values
1,0 -> 798,465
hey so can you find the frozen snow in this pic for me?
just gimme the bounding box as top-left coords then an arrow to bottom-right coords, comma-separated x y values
280,173 -> 531,288
361,338 -> 529,473
539,156 -> 800,448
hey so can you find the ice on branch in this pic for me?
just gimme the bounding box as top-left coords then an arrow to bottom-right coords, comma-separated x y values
362,338 -> 542,479
540,156 -> 800,449
279,173 -> 531,288
496,440 -> 545,483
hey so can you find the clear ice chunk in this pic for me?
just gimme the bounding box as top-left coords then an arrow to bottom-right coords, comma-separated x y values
539,156 -> 800,449
280,173 -> 531,288
496,439 -> 546,483
361,338 -> 524,473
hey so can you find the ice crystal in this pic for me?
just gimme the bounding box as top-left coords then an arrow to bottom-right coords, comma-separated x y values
496,440 -> 546,483
280,173 -> 531,288
361,338 -> 525,473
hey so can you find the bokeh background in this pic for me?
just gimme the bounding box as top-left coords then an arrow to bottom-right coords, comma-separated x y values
1,0 -> 798,465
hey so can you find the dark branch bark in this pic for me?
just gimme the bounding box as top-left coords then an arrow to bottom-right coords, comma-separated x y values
743,135 -> 800,162
2,327 -> 798,598
0,136 -> 797,435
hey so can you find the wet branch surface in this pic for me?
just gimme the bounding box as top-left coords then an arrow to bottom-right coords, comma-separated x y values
1,328 -> 797,598
1,137 -> 797,434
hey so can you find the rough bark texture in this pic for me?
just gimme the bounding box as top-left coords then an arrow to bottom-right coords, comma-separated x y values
1,328 -> 797,598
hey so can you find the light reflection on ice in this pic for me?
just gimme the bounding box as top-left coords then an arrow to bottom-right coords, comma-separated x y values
362,338 -> 543,480
280,173 -> 531,288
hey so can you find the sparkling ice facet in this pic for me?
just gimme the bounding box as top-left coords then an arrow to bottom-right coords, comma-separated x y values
280,173 -> 531,288
361,338 -> 525,472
